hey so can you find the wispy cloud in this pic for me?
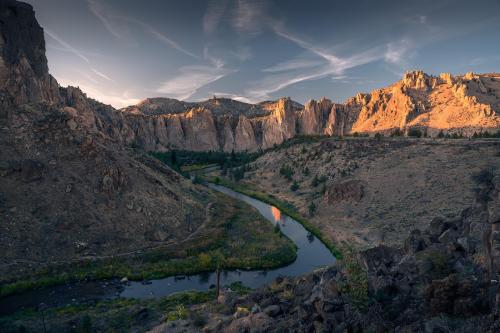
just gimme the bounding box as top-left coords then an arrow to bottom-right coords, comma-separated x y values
263,58 -> 323,73
45,29 -> 90,63
156,65 -> 237,100
45,28 -> 114,83
90,67 -> 114,82
247,26 -> 384,99
86,0 -> 198,58
203,0 -> 229,35
87,0 -> 123,39
232,0 -> 268,37
145,25 -> 199,58
385,38 -> 414,65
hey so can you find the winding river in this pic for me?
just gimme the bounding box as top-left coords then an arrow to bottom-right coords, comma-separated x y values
0,185 -> 336,315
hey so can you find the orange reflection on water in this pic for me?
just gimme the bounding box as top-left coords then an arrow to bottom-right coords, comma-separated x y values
271,206 -> 281,222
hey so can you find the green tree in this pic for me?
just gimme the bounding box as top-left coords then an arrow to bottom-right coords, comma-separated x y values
308,201 -> 316,217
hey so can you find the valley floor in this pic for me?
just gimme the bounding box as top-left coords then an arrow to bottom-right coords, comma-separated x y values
206,136 -> 500,250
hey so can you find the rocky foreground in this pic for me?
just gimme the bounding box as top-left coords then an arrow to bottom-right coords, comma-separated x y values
152,178 -> 500,332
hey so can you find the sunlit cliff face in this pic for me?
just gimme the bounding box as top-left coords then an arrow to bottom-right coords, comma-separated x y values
271,206 -> 281,222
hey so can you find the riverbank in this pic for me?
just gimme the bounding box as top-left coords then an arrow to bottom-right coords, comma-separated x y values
0,193 -> 296,299
1,282 -> 251,332
206,176 -> 342,258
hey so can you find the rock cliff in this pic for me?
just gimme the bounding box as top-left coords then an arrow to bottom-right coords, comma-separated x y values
119,71 -> 500,152
0,0 -> 220,277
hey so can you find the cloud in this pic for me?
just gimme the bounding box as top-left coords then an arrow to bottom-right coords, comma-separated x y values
232,0 -> 267,37
385,39 -> 413,65
90,67 -> 114,82
203,0 -> 229,34
45,28 -> 114,83
45,29 -> 90,63
231,46 -> 253,61
156,65 -> 237,100
263,58 -> 323,73
87,0 -> 126,40
145,26 -> 199,58
86,0 -> 198,58
247,26 -> 384,99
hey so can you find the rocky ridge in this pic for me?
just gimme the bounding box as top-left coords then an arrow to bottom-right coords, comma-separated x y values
0,0 -> 217,276
118,70 -> 500,152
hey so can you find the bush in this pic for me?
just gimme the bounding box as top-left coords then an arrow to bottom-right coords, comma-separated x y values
408,128 -> 422,138
472,169 -> 494,185
308,202 -> 316,217
339,249 -> 369,310
279,164 -> 294,181
390,128 -> 403,137
374,133 -> 384,141
191,312 -> 207,327
290,181 -> 299,191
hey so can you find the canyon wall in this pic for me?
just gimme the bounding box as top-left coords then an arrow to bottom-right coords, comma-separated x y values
116,71 -> 500,152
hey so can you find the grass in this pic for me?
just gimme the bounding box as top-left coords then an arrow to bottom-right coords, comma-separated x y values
0,194 -> 296,298
208,176 -> 342,258
180,163 -> 217,172
0,289 -> 222,333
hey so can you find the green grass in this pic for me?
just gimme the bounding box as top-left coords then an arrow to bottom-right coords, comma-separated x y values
0,195 -> 296,298
209,177 -> 342,258
180,163 -> 217,172
0,289 -> 221,333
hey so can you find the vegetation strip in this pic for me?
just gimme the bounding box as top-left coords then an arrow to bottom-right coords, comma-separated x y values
0,195 -> 296,299
207,176 -> 342,258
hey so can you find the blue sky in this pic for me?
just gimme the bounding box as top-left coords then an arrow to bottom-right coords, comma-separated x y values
26,0 -> 500,108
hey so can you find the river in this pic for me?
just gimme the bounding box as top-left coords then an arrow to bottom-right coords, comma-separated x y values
0,184 -> 336,315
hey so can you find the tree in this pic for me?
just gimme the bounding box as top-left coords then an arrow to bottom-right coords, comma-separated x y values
308,201 -> 316,217
170,150 -> 178,166
290,181 -> 299,191
279,164 -> 294,181
311,175 -> 320,187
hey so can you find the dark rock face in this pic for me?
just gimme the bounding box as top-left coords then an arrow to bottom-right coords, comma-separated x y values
0,0 -> 47,76
324,179 -> 365,204
0,0 -> 214,281
0,0 -> 60,104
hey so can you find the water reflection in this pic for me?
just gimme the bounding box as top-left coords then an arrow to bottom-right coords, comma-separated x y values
307,232 -> 315,243
271,206 -> 281,222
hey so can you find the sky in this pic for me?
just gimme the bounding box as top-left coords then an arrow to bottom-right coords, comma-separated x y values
26,0 -> 500,108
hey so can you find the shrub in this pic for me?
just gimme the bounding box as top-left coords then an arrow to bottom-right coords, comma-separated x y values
279,164 -> 294,181
374,133 -> 384,141
408,128 -> 422,138
338,249 -> 369,310
390,128 -> 403,137
308,201 -> 316,217
290,181 -> 299,191
191,312 -> 207,327
472,169 -> 494,185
